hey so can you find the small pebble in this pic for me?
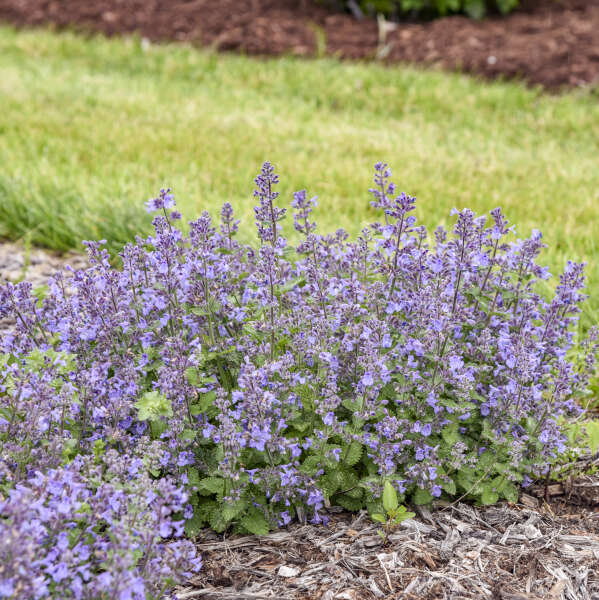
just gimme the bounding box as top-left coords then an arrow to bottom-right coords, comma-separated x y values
278,565 -> 301,578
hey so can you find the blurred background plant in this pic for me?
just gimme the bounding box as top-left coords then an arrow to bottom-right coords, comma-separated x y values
320,0 -> 519,19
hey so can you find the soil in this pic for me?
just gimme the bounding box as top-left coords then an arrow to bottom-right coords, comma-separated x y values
0,0 -> 598,90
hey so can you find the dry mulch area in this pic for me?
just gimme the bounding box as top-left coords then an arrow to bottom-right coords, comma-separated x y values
0,0 -> 598,90
181,477 -> 599,600
0,242 -> 87,288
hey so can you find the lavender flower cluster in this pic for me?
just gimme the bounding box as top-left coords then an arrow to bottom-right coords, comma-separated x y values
1,162 -> 596,562
0,455 -> 200,599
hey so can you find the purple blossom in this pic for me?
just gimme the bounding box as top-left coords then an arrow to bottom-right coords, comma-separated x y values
145,188 -> 175,213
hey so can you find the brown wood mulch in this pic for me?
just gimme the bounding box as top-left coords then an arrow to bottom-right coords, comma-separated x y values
0,0 -> 598,90
180,476 -> 599,600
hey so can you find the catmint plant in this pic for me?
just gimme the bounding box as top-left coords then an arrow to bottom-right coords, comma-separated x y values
0,160 -> 596,556
0,456 -> 200,599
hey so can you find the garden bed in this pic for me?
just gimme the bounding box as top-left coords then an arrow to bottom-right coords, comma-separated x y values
2,240 -> 599,599
0,0 -> 597,90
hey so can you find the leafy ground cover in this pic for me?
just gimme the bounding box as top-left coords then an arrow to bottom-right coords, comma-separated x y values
1,159 -> 598,597
1,27 -> 599,331
2,241 -> 599,600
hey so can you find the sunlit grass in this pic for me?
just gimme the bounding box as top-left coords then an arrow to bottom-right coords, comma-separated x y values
1,25 -> 598,326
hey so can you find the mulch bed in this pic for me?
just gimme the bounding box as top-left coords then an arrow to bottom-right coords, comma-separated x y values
0,0 -> 598,90
180,477 -> 599,600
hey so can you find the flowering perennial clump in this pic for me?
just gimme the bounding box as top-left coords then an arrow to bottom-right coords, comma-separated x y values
0,162 -> 597,594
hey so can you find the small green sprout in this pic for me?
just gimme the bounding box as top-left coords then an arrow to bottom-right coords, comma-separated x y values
371,480 -> 416,544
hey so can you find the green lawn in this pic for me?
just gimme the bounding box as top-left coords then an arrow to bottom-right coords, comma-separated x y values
1,26 -> 598,325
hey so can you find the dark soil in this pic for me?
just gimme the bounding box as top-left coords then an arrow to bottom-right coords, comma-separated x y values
1,0 -> 598,90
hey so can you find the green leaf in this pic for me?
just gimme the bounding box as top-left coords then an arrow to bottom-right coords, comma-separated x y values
344,442 -> 363,467
32,284 -> 49,303
61,438 -> 78,461
240,507 -> 270,535
198,391 -> 217,413
491,475 -> 507,493
338,468 -> 359,490
344,485 -> 364,499
320,470 -> 342,497
300,455 -> 322,475
412,487 -> 433,505
197,477 -> 225,497
371,513 -> 387,523
585,421 -> 599,454
181,428 -> 196,442
185,367 -> 199,386
501,482 -> 519,504
442,479 -> 457,495
184,512 -> 205,538
187,467 -> 202,488
478,451 -> 495,470
208,509 -> 230,533
481,420 -> 497,442
480,486 -> 499,505
456,467 -> 477,493
288,416 -> 311,433
334,493 -> 364,512
391,505 -> 415,524
194,499 -> 218,521
149,420 -> 167,439
342,398 -> 361,412
92,439 -> 106,460
494,462 -> 509,475
134,390 -> 173,421
441,423 -> 460,446
222,500 -> 247,521
366,500 -> 384,517
382,480 -> 399,512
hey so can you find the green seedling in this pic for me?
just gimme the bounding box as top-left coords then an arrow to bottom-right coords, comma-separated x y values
371,480 -> 416,544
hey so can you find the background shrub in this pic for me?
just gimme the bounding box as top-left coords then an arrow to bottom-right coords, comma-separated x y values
322,0 -> 519,19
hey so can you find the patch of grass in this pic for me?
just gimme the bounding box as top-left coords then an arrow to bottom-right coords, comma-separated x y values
0,26 -> 598,325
